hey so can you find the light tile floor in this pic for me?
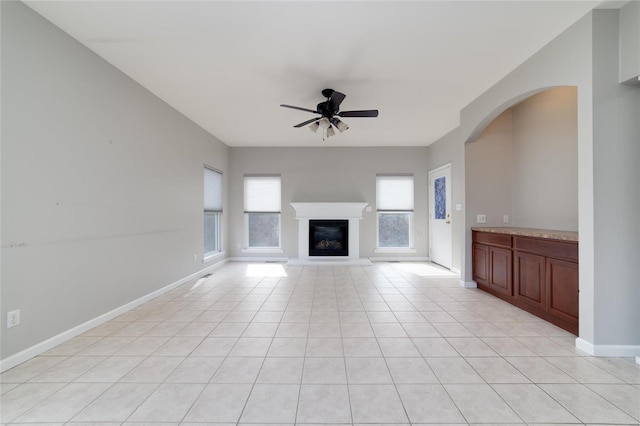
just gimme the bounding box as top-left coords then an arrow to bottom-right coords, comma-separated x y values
1,262 -> 639,425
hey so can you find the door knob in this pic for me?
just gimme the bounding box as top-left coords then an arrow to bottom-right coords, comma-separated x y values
445,220 -> 451,224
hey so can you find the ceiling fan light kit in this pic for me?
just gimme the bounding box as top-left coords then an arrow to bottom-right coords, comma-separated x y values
318,117 -> 331,130
281,88 -> 378,141
333,118 -> 349,133
309,122 -> 320,133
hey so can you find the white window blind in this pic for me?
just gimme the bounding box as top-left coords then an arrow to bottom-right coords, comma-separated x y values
204,168 -> 223,212
376,175 -> 414,211
244,175 -> 281,213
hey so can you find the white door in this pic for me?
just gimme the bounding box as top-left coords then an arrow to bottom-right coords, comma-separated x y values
429,164 -> 452,269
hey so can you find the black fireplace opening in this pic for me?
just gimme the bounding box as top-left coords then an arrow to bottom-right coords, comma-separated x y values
309,220 -> 348,256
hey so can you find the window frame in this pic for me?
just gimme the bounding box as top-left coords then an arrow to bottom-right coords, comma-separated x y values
244,212 -> 282,249
376,211 -> 414,249
375,174 -> 415,251
204,167 -> 223,259
243,175 -> 282,251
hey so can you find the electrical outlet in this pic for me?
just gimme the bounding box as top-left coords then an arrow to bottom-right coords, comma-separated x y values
476,214 -> 486,224
7,310 -> 20,328
503,215 -> 510,224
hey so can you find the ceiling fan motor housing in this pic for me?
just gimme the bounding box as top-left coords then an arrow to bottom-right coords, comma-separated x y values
321,88 -> 335,99
317,101 -> 334,117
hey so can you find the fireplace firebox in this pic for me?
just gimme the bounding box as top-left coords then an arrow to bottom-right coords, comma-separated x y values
309,220 -> 349,256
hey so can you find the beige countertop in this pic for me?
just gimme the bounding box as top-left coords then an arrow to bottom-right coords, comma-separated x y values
471,227 -> 578,242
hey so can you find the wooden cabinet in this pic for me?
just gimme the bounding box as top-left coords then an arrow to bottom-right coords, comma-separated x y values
472,243 -> 489,284
472,229 -> 578,334
514,251 -> 546,310
473,241 -> 512,296
489,246 -> 512,296
546,258 -> 579,324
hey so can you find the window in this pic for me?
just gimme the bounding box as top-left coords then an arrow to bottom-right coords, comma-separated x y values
244,175 -> 281,248
204,167 -> 223,256
376,174 -> 414,248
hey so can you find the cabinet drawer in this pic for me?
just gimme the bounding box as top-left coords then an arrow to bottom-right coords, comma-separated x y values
514,236 -> 578,262
473,231 -> 512,248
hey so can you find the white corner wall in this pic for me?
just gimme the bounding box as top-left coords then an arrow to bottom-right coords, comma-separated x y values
1,2 -> 229,363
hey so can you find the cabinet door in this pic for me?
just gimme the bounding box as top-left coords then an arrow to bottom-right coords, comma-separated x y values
514,251 -> 546,310
546,258 -> 579,324
489,246 -> 512,296
472,243 -> 489,285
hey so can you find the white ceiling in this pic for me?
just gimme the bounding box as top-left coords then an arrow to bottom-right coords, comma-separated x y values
25,1 -> 604,147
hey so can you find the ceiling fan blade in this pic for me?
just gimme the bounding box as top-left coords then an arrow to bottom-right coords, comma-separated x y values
327,91 -> 346,112
338,110 -> 379,118
280,104 -> 318,114
293,117 -> 321,128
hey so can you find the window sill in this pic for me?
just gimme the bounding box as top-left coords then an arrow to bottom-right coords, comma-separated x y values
374,248 -> 417,254
204,251 -> 226,262
241,248 -> 284,254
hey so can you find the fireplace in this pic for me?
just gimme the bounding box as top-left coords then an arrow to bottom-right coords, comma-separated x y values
289,202 -> 371,265
309,220 -> 348,256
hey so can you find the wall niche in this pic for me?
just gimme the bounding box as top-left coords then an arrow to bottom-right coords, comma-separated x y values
465,86 -> 578,231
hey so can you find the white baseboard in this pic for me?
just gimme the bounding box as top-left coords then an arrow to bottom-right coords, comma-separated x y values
575,338 -> 640,357
450,267 -> 461,275
575,338 -> 595,355
459,280 -> 477,288
0,259 -> 228,373
228,257 -> 290,263
287,258 -> 373,266
369,256 -> 430,262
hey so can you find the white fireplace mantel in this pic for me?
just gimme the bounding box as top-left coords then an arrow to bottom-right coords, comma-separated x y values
290,202 -> 368,219
289,202 -> 371,265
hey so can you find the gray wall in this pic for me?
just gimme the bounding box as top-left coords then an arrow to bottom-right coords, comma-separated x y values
511,87 -> 578,230
228,147 -> 429,259
619,0 -> 640,83
591,10 -> 640,346
1,1 -> 229,360
428,14 -> 593,287
425,130 -> 466,274
465,86 -> 578,232
465,109 -> 513,228
428,8 -> 640,350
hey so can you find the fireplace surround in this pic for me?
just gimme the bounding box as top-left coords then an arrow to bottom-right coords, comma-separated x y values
289,202 -> 370,265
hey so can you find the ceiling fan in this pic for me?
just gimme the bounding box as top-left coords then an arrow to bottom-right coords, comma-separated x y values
280,88 -> 379,138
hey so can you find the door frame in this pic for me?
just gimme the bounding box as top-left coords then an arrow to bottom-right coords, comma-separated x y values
428,162 -> 453,269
